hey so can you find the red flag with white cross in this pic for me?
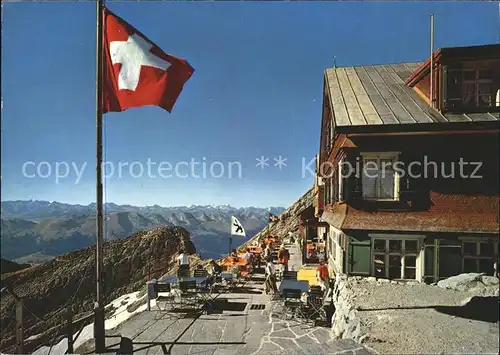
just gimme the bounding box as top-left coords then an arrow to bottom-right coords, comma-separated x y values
103,7 -> 194,113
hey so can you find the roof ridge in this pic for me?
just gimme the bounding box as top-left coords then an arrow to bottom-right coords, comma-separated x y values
325,61 -> 423,70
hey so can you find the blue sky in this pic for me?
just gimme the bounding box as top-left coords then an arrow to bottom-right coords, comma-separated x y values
1,1 -> 499,208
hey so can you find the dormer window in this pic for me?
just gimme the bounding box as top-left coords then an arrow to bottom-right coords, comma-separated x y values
444,62 -> 498,111
406,45 -> 500,113
463,69 -> 494,107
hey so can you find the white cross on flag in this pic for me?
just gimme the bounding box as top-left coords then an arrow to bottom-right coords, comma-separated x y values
103,7 -> 194,113
231,216 -> 246,237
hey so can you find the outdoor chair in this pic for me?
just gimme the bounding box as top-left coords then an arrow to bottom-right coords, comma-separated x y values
215,273 -> 233,292
282,271 -> 298,280
303,286 -> 326,325
252,253 -> 262,268
178,280 -> 198,310
193,270 -> 211,292
193,269 -> 208,277
177,267 -> 191,279
281,288 -> 306,320
153,282 -> 175,312
229,267 -> 246,290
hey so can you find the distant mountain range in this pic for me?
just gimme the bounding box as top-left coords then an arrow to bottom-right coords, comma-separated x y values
1,200 -> 285,262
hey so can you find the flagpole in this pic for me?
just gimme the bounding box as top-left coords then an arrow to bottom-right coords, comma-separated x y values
94,0 -> 105,352
267,212 -> 270,238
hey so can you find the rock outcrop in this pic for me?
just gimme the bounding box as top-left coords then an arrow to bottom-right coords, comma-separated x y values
437,273 -> 499,291
436,273 -> 499,296
0,226 -> 195,353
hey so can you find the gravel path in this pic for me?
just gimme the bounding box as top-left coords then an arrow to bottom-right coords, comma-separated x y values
349,279 -> 499,354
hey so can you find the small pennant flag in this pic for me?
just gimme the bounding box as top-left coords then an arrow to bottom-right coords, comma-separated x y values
231,216 -> 246,237
269,212 -> 279,223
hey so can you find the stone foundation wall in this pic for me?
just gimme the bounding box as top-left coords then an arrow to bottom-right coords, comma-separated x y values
330,273 -> 368,343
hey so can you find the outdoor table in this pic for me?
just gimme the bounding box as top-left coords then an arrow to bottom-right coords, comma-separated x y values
279,279 -> 309,293
158,276 -> 220,311
219,273 -> 233,280
158,276 -> 208,286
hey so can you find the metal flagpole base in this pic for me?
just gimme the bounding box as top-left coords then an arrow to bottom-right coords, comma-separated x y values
94,302 -> 106,353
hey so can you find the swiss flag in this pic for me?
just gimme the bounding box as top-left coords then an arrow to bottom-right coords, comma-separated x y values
103,7 -> 194,113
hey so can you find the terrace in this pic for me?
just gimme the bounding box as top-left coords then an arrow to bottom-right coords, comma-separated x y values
74,242 -> 372,355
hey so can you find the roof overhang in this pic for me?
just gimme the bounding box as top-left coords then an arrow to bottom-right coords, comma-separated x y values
335,120 -> 500,135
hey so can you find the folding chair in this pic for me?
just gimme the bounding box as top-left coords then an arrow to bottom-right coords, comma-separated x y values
153,283 -> 175,311
281,289 -> 306,320
212,273 -> 229,293
303,286 -> 326,325
253,253 -> 262,268
310,285 -> 324,296
177,267 -> 191,279
178,280 -> 198,310
282,271 -> 298,280
194,278 -> 216,312
193,269 -> 208,277
195,273 -> 212,293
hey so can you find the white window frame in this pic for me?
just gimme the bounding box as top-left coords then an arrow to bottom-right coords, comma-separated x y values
371,235 -> 424,280
361,152 -> 400,201
459,237 -> 498,275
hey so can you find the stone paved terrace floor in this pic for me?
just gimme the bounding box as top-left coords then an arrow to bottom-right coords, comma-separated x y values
76,243 -> 373,355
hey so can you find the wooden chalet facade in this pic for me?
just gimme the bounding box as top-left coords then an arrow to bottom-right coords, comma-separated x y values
315,43 -> 500,282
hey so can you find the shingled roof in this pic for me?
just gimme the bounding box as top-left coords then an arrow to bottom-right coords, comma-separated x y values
324,63 -> 500,129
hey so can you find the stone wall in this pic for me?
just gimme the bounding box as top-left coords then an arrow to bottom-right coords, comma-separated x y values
330,273 -> 368,343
